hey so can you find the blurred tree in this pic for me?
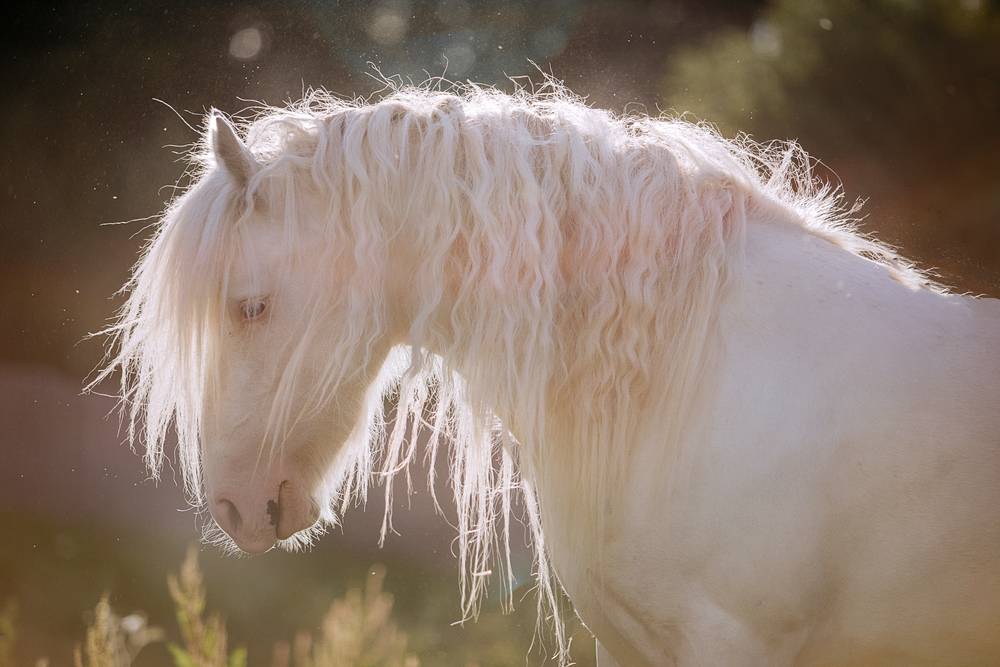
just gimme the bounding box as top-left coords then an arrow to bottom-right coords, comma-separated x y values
664,0 -> 1000,289
665,0 -> 999,165
308,0 -> 585,83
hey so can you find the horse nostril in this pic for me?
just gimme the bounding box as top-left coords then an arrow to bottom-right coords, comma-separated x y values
274,480 -> 319,540
214,498 -> 242,535
266,498 -> 279,527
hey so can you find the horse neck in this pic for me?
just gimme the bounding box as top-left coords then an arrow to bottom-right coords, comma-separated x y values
385,190 -> 739,504
387,231 -> 553,448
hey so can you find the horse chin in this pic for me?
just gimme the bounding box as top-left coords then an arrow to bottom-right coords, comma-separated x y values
274,520 -> 329,553
200,515 -> 252,558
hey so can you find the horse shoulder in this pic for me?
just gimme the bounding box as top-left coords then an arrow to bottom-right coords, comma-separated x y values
565,214 -> 1000,665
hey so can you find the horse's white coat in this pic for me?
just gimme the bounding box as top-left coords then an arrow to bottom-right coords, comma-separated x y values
571,210 -> 1000,665
97,81 -> 1000,665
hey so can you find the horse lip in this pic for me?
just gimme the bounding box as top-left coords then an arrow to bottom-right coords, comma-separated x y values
233,535 -> 276,555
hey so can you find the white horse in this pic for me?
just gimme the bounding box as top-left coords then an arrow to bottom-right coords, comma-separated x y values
97,81 -> 1000,666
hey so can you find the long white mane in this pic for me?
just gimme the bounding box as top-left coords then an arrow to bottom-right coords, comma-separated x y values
95,78 -> 936,661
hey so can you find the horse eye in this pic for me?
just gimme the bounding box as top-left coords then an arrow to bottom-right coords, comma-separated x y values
240,298 -> 267,321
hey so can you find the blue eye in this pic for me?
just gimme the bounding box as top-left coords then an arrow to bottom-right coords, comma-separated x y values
240,298 -> 267,320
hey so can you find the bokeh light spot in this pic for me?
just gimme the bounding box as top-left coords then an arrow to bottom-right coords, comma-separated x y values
442,42 -> 476,77
750,20 -> 782,58
229,27 -> 263,60
368,3 -> 409,45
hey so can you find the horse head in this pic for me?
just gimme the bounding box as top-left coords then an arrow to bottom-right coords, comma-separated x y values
101,111 -> 400,553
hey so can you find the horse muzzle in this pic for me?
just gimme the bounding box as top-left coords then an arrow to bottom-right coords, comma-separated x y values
210,478 -> 320,553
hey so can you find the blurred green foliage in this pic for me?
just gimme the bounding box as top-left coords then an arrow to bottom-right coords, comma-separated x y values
665,0 -> 1000,162
664,0 -> 1000,289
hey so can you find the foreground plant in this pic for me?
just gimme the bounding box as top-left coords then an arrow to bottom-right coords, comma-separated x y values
63,548 -> 423,666
0,600 -> 16,667
74,594 -> 162,667
271,565 -> 418,667
167,546 -> 246,667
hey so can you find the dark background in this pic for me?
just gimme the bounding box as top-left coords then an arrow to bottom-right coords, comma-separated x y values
1,1 -> 998,664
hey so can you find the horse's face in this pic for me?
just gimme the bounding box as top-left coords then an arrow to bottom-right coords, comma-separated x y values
200,115 -> 391,553
201,216 -> 323,554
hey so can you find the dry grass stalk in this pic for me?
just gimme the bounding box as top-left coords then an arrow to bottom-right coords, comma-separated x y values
166,546 -> 246,667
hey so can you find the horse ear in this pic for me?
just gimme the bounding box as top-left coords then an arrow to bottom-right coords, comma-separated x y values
209,110 -> 257,188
